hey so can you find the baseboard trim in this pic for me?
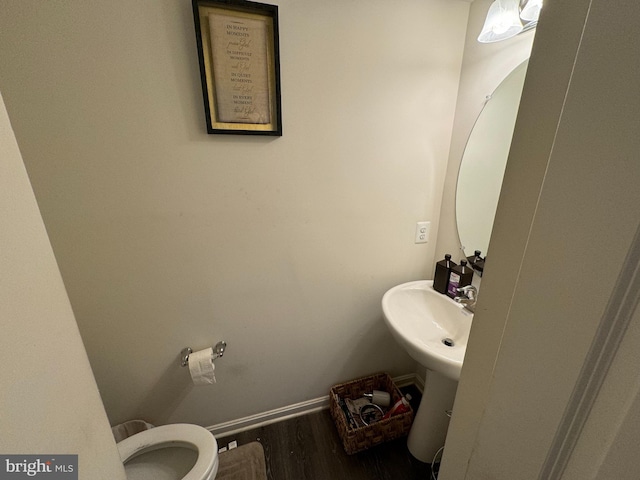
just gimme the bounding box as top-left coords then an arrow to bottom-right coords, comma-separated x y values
402,372 -> 425,393
210,373 -> 423,438
210,395 -> 329,439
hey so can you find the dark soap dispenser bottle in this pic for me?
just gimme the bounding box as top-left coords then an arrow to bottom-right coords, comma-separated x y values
433,254 -> 456,294
447,260 -> 474,298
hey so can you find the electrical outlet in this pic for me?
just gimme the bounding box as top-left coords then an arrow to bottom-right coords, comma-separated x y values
414,221 -> 430,244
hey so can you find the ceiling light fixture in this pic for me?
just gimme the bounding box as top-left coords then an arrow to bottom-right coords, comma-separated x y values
478,0 -> 543,44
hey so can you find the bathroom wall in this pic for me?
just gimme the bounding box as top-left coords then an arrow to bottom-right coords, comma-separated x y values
0,0 -> 469,427
435,0 -> 534,260
0,92 -> 126,478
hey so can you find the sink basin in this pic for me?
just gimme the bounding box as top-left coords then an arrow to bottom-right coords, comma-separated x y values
382,280 -> 473,380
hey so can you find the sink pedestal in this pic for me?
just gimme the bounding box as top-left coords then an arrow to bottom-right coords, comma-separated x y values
407,369 -> 458,463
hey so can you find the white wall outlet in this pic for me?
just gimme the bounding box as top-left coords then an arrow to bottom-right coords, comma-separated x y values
415,221 -> 430,244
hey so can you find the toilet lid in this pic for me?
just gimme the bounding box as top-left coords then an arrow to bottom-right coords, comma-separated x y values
117,424 -> 218,480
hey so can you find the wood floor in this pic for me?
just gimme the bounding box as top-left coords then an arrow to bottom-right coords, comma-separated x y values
218,385 -> 437,480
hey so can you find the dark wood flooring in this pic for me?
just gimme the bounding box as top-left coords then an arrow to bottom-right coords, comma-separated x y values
218,385 -> 437,480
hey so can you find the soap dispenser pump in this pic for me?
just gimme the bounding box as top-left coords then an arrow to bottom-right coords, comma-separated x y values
433,254 -> 456,294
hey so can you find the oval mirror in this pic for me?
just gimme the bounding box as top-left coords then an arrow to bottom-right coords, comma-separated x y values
456,60 -> 529,258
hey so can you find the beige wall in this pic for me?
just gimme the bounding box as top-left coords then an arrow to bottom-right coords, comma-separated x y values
0,92 -> 125,479
0,0 -> 469,427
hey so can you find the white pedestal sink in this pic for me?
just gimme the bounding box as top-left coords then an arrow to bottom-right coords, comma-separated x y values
382,280 -> 473,462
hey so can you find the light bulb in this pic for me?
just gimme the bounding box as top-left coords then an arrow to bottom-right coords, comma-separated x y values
520,0 -> 543,22
478,0 -> 523,44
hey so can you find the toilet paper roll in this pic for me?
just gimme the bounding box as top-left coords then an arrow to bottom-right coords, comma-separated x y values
188,348 -> 217,385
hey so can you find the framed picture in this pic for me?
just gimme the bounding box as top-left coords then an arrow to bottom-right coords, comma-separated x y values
192,0 -> 282,136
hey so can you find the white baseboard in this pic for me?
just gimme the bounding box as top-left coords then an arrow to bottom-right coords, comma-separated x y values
209,372 -> 423,439
210,395 -> 329,439
394,372 -> 424,392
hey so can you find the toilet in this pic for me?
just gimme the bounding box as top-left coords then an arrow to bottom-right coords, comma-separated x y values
117,423 -> 219,480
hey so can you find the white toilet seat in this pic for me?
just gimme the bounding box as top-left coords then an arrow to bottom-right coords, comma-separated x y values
117,424 -> 218,480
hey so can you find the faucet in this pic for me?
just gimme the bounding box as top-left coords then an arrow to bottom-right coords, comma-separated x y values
454,285 -> 477,313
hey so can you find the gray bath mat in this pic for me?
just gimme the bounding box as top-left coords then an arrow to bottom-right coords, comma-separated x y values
217,442 -> 267,480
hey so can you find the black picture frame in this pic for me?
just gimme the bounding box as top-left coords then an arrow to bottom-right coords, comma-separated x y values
192,0 -> 282,136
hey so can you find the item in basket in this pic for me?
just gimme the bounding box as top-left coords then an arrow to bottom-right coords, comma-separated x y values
363,389 -> 391,407
382,396 -> 411,419
345,397 -> 371,428
358,403 -> 384,426
338,397 -> 357,429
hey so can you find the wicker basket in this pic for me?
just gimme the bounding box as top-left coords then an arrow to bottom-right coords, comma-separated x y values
329,372 -> 414,454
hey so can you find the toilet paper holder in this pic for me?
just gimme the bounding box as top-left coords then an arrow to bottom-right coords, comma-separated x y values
180,341 -> 227,367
